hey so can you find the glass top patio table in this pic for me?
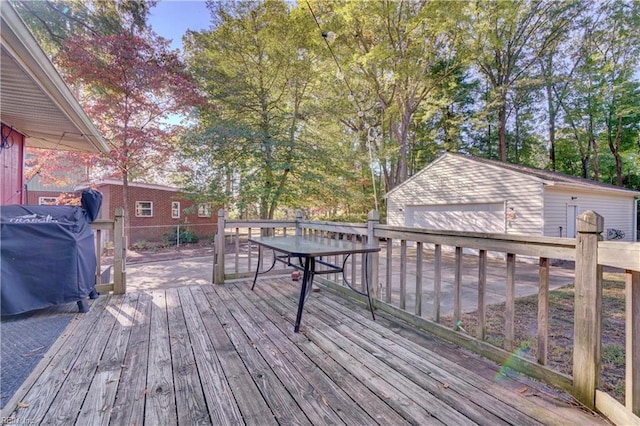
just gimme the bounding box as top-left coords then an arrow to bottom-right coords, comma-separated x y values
249,236 -> 380,332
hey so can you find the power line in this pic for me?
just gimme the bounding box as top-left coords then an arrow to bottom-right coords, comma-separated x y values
305,1 -> 380,211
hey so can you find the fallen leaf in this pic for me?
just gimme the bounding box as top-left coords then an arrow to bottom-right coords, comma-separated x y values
518,387 -> 528,394
17,401 -> 29,408
321,396 -> 329,406
443,382 -> 450,389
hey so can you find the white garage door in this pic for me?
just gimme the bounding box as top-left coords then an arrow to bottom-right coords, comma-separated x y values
405,203 -> 505,234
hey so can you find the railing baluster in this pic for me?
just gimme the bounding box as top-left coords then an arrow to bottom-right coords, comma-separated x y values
454,247 -> 462,328
505,253 -> 516,351
95,228 -> 102,286
538,257 -> 550,365
626,269 -> 640,415
351,234 -> 357,289
386,239 -> 393,304
415,242 -> 423,317
433,244 -> 441,322
247,227 -> 253,271
213,208 -> 639,426
400,240 -> 407,310
234,227 -> 240,273
477,249 -> 487,340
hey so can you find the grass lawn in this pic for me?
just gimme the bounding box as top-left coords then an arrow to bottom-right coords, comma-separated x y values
443,272 -> 626,403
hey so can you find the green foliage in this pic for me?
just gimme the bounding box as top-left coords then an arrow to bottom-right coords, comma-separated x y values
13,0 -> 152,55
162,227 -> 200,245
602,344 -> 625,367
132,240 -> 149,250
20,0 -> 640,220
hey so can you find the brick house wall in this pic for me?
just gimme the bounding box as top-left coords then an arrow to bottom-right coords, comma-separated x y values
32,180 -> 218,244
88,181 -> 218,244
26,190 -> 77,205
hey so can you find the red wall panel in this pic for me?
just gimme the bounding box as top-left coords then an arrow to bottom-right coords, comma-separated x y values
1,124 -> 25,205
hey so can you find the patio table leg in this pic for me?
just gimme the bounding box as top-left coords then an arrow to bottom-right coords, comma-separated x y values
294,256 -> 315,332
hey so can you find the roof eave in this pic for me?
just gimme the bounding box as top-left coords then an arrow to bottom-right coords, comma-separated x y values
0,1 -> 110,154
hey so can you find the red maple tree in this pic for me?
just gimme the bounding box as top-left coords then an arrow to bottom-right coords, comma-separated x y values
55,30 -> 203,243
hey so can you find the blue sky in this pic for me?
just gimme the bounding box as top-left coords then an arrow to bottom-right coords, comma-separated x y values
148,0 -> 211,50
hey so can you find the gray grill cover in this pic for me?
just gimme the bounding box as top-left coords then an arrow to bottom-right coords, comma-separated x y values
1,190 -> 102,315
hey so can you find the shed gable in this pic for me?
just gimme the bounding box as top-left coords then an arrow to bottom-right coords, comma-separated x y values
387,154 -> 545,235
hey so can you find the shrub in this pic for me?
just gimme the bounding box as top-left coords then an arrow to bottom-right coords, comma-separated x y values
162,226 -> 200,245
132,240 -> 149,250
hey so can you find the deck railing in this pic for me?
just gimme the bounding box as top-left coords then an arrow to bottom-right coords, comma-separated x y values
213,208 -> 640,425
91,207 -> 126,294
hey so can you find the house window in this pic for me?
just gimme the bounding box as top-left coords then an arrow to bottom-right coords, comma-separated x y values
38,196 -> 58,205
135,201 -> 153,217
172,201 -> 181,219
198,203 -> 212,217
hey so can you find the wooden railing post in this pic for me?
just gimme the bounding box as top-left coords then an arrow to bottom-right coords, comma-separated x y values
627,269 -> 640,415
213,208 -> 226,284
295,210 -> 303,237
113,207 -> 126,294
367,210 -> 380,299
573,210 -> 603,409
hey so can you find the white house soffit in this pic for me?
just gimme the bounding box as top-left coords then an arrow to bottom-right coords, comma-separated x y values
0,2 -> 109,154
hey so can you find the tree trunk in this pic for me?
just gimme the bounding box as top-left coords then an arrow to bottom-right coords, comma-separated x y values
498,103 -> 508,162
612,115 -> 624,186
545,77 -> 556,170
122,171 -> 131,250
589,114 -> 599,180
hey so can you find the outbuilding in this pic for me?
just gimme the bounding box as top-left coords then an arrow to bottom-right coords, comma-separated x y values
386,152 -> 639,242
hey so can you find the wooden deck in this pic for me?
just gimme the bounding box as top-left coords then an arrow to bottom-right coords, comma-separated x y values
3,277 -> 608,425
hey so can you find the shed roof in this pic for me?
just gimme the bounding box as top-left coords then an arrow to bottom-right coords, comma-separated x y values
387,152 -> 640,198
0,1 -> 109,153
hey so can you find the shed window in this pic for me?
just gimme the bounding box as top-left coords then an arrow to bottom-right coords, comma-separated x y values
135,201 -> 153,217
172,201 -> 181,219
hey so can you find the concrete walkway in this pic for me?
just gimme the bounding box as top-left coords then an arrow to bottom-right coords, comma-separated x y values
126,249 -> 576,318
127,256 -> 215,292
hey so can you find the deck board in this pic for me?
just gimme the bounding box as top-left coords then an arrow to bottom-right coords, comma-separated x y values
144,290 -> 177,426
2,278 -> 608,425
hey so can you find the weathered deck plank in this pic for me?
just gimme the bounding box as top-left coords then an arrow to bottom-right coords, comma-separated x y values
3,278 -> 608,426
201,285 -> 310,425
177,286 -> 244,424
9,295 -> 111,423
191,286 -> 277,425
213,284 -> 345,424
219,283 -> 378,425
165,288 -> 211,425
236,281 -> 412,426
144,290 -> 177,426
259,281 -> 471,425
76,292 -> 138,426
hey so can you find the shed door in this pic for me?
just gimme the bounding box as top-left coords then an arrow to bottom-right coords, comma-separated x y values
405,203 -> 505,233
566,204 -> 578,238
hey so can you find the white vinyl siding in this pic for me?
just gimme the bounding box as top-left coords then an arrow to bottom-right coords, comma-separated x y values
543,187 -> 636,241
387,155 -> 544,236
